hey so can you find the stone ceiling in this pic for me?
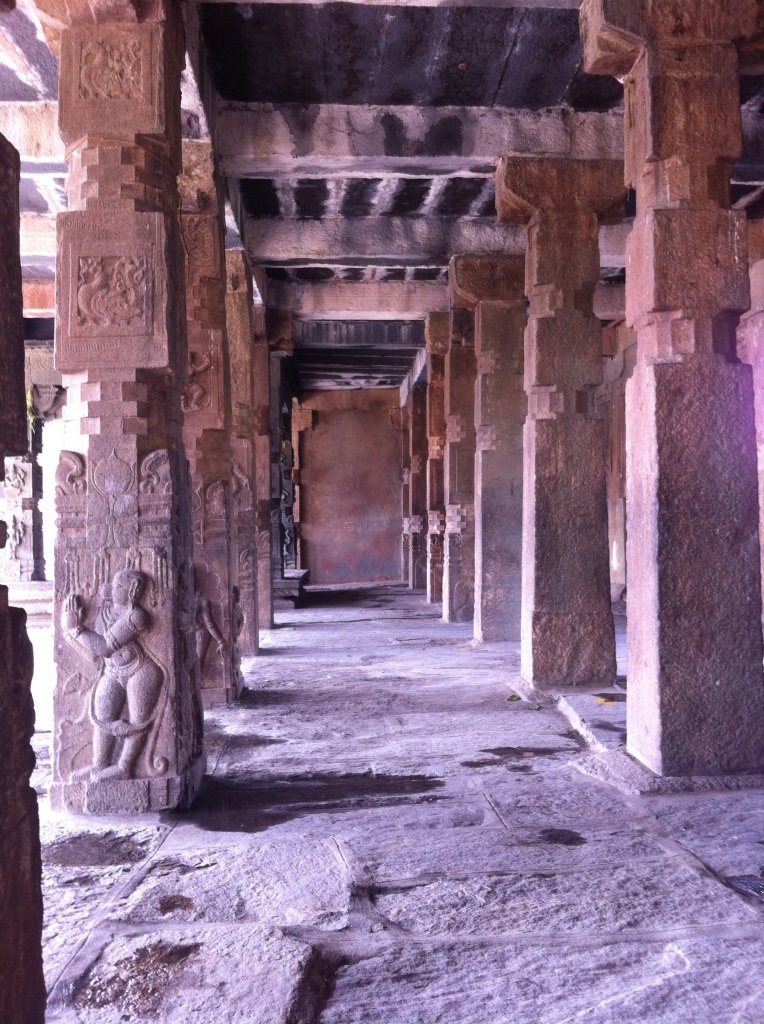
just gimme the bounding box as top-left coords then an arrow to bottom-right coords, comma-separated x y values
4,0 -> 764,390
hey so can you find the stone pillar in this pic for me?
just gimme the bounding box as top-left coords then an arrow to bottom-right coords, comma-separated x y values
496,157 -> 622,688
225,249 -> 259,654
407,384 -> 428,590
0,126 -> 45,1024
425,314 -> 448,604
52,6 -> 205,812
180,140 -> 242,704
252,307 -> 273,627
442,308 -> 477,623
399,407 -> 410,582
1,456 -> 36,582
449,255 -> 527,642
582,0 -> 764,775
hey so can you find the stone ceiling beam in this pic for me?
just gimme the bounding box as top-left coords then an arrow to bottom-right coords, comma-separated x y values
202,0 -> 581,7
269,281 -> 449,320
244,216 -> 631,267
217,105 -> 623,178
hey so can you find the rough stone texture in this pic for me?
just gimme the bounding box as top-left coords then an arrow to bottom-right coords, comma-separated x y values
594,322 -> 636,602
0,132 -> 26,466
51,8 -> 205,814
180,140 -> 242,706
225,248 -> 261,654
297,390 -> 403,585
252,306 -> 274,628
407,384 -> 428,590
0,125 -> 45,1022
1,455 -> 38,582
581,0 -> 764,775
497,156 -> 621,688
32,585 -> 764,1023
425,313 -> 447,604
450,255 -> 526,642
442,308 -> 476,623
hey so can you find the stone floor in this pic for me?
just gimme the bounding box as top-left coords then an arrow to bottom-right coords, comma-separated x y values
31,585 -> 764,1023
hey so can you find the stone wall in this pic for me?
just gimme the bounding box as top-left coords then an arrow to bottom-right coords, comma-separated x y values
296,390 -> 402,585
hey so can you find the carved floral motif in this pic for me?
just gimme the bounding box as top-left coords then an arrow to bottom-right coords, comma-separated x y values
77,256 -> 147,329
79,40 -> 143,101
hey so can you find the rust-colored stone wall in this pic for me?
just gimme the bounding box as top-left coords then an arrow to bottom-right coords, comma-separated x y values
297,390 -> 402,585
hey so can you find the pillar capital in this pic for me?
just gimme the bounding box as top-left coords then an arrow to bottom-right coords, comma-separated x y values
425,312 -> 450,357
581,0 -> 764,78
496,157 -> 626,225
448,254 -> 525,311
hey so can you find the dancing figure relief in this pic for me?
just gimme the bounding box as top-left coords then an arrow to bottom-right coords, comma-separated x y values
62,568 -> 169,782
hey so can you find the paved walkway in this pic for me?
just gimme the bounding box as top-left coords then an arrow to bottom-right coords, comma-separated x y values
36,585 -> 764,1023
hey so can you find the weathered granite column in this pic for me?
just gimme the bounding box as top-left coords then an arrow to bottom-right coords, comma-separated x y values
449,255 -> 527,642
225,249 -> 259,654
0,126 -> 45,1024
425,313 -> 448,603
442,308 -> 477,623
496,158 -> 621,687
252,307 -> 273,627
1,455 -> 36,582
407,384 -> 428,590
180,140 -> 242,704
52,4 -> 205,812
399,406 -> 410,582
582,0 -> 764,774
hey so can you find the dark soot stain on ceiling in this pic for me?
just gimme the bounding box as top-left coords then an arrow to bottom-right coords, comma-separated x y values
199,3 -> 623,111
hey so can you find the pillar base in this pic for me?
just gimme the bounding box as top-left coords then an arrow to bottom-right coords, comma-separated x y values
50,754 -> 205,814
201,684 -> 242,709
523,610 -> 616,689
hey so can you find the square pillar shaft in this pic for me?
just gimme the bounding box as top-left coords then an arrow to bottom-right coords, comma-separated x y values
450,256 -> 527,642
407,384 -> 428,590
496,158 -> 623,685
582,0 -> 764,774
442,308 -> 476,623
0,127 -> 45,1024
425,313 -> 448,603
52,8 -> 205,812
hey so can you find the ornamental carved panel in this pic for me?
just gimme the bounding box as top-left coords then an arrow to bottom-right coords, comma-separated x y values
56,212 -> 169,373
79,39 -> 143,100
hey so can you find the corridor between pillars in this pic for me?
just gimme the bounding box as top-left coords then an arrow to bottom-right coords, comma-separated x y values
51,5 -> 205,813
450,255 -> 526,643
425,313 -> 448,605
582,0 -> 764,776
496,157 -> 622,688
442,309 -> 477,623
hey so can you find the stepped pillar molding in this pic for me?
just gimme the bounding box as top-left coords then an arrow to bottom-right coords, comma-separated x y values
442,307 -> 477,623
581,0 -> 764,775
180,140 -> 242,705
425,313 -> 448,604
407,383 -> 428,590
51,4 -> 205,813
252,306 -> 273,627
0,127 -> 46,1024
225,249 -> 261,654
496,157 -> 622,687
449,255 -> 527,643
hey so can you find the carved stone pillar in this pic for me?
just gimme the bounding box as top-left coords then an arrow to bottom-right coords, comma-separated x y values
0,126 -> 45,1024
581,0 -> 764,775
407,384 -> 428,590
252,307 -> 273,627
425,313 -> 448,604
450,256 -> 527,642
1,457 -> 35,582
51,6 -> 205,812
180,140 -> 241,705
442,308 -> 477,623
225,249 -> 259,654
496,157 -> 622,687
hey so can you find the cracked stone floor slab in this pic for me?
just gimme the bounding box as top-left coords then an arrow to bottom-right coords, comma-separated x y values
32,585 -> 764,1022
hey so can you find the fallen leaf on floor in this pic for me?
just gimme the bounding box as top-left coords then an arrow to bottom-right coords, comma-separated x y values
507,695 -> 521,702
